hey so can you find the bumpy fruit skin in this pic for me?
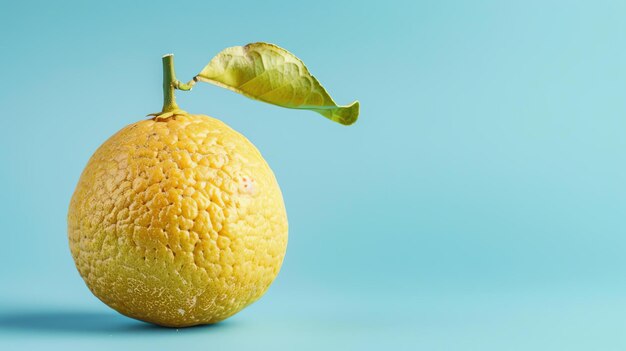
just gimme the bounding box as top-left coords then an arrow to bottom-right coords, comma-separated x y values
68,113 -> 288,327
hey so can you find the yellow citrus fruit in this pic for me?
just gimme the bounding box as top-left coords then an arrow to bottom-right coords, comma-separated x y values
68,112 -> 288,327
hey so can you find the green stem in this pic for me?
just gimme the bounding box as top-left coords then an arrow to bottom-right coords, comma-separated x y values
161,54 -> 180,112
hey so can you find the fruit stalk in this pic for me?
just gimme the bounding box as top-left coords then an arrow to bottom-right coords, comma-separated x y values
161,54 -> 179,113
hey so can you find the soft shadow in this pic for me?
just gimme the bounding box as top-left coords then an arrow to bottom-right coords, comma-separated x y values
0,310 -> 227,334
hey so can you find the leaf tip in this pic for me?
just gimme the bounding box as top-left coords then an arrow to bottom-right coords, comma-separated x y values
336,100 -> 360,126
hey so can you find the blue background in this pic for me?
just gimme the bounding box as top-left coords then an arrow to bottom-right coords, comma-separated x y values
1,0 -> 626,349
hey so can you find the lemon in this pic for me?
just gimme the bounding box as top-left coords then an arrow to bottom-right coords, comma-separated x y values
68,112 -> 288,327
67,46 -> 358,327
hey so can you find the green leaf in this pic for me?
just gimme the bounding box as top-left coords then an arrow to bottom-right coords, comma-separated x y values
195,43 -> 359,125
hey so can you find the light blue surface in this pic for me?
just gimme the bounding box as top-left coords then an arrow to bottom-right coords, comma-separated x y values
1,0 -> 626,349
